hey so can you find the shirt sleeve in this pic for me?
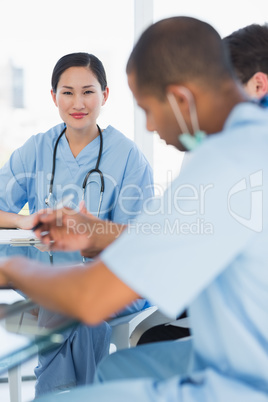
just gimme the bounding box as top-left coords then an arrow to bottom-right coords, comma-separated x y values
110,146 -> 154,224
0,137 -> 36,213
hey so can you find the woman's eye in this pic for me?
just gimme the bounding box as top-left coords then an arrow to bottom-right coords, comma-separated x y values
84,90 -> 93,95
63,91 -> 72,95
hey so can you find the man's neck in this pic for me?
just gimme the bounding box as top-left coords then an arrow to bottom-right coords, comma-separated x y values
196,81 -> 248,135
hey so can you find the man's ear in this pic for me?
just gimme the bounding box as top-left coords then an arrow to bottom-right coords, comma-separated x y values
245,72 -> 268,99
166,85 -> 197,119
166,85 -> 195,134
51,89 -> 58,107
166,85 -> 190,106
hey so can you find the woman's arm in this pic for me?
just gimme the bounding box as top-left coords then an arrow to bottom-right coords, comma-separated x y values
0,210 -> 36,229
0,137 -> 37,228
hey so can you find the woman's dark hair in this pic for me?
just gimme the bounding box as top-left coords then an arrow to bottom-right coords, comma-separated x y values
51,52 -> 107,93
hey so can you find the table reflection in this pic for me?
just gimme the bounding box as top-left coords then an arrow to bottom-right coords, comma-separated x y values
0,244 -> 80,374
0,243 -> 85,265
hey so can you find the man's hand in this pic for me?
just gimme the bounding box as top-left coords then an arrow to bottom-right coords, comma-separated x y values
32,205 -> 125,255
0,266 -> 9,287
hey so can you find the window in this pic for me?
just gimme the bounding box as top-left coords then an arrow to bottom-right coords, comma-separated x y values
1,0 -> 267,189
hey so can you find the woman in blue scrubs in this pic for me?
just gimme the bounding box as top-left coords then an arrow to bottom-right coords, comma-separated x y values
0,52 -> 153,228
0,53 -> 154,395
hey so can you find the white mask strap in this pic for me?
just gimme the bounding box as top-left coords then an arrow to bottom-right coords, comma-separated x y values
178,86 -> 200,133
166,92 -> 190,134
167,88 -> 206,151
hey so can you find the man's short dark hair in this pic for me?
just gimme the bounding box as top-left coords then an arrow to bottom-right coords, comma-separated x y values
223,24 -> 268,84
127,16 -> 234,99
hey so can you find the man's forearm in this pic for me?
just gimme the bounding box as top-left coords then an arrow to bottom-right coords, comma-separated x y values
0,256 -> 138,325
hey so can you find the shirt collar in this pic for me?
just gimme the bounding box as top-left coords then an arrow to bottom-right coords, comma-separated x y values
223,101 -> 267,132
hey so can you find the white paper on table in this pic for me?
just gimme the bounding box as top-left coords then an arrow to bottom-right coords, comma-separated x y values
0,229 -> 40,244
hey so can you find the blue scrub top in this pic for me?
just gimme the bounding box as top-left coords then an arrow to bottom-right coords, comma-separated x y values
259,94 -> 268,108
101,102 -> 268,400
0,123 -> 154,314
0,124 -> 154,224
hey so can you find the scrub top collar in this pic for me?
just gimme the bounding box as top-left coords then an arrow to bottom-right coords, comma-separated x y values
223,101 -> 267,132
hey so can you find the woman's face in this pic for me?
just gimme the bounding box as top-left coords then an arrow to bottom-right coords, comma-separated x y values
51,66 -> 108,132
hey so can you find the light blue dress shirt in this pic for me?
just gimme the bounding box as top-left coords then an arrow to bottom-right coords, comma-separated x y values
36,102 -> 268,401
97,102 -> 268,401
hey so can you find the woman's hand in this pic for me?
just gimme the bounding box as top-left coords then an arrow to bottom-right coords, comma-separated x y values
16,213 -> 38,230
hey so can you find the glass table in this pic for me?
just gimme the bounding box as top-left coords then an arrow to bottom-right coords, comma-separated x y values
0,242 -> 83,374
0,238 -> 159,402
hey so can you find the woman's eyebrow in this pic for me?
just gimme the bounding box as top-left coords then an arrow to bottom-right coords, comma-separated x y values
60,85 -> 95,89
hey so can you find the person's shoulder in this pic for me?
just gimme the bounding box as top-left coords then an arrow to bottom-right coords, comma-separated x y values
101,127 -> 154,197
194,102 -> 268,164
103,125 -> 143,153
10,123 -> 64,163
19,123 -> 64,151
33,122 -> 65,143
259,94 -> 268,108
219,102 -> 268,142
103,125 -> 152,169
103,125 -> 133,145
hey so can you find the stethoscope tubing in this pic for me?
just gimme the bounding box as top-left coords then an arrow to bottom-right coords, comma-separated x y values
45,124 -> 104,215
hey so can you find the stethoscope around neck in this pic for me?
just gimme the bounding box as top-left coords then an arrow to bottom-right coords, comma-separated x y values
45,124 -> 105,217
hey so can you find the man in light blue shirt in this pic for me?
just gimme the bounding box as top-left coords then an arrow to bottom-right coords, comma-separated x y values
1,16 -> 268,402
140,22 -> 268,346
